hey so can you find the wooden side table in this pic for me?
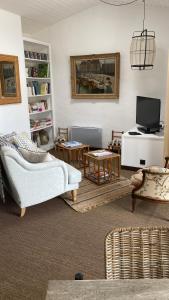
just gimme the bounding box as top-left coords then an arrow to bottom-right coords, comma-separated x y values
84,151 -> 120,185
56,143 -> 90,168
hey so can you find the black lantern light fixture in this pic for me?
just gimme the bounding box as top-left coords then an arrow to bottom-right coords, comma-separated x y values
99,0 -> 156,70
130,0 -> 156,70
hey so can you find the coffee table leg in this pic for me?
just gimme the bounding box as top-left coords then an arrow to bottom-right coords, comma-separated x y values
98,161 -> 100,185
118,156 -> 120,177
84,155 -> 87,178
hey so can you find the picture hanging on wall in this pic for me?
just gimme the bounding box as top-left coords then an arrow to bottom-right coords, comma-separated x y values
70,53 -> 120,99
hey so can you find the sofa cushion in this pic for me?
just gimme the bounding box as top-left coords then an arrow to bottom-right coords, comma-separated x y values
66,163 -> 81,184
18,147 -> 50,163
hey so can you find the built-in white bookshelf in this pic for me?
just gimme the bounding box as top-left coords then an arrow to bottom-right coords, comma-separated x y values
23,37 -> 55,151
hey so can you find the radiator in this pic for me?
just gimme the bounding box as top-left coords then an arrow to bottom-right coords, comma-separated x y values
70,126 -> 102,148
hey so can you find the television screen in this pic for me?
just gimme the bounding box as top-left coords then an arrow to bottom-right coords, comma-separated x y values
136,96 -> 161,133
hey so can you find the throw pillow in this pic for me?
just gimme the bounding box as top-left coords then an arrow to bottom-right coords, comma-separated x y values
12,132 -> 40,152
2,132 -> 16,142
18,147 -> 49,163
0,136 -> 19,153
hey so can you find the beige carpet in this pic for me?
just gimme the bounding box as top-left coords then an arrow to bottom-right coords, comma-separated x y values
62,176 -> 132,212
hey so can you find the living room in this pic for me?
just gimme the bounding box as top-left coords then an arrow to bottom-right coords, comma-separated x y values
0,0 -> 169,299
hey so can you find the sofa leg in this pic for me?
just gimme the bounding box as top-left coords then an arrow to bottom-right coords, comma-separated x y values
71,190 -> 77,202
20,207 -> 26,217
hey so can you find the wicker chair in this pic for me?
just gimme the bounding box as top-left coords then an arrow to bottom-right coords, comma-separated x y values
105,226 -> 169,280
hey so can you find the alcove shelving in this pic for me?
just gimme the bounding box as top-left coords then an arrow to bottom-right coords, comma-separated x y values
23,37 -> 55,151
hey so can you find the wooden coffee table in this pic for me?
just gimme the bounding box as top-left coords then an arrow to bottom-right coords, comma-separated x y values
83,150 -> 120,185
56,143 -> 89,168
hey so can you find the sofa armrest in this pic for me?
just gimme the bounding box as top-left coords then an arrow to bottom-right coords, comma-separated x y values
1,146 -> 64,170
0,146 -> 68,186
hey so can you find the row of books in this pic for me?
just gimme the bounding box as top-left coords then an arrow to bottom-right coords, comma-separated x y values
26,64 -> 49,78
28,100 -> 48,113
25,50 -> 48,61
27,81 -> 50,96
30,118 -> 52,130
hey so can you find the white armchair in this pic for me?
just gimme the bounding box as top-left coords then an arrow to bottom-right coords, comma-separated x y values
0,146 -> 81,217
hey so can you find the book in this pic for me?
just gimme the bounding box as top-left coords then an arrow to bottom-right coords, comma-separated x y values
40,83 -> 48,95
91,171 -> 109,179
89,150 -> 112,157
63,141 -> 82,148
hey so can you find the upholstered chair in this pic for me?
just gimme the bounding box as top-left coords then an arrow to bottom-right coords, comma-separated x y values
131,166 -> 169,212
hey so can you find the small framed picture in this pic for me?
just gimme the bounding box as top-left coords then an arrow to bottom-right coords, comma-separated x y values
29,51 -> 34,59
33,52 -> 37,59
24,51 -> 29,58
37,53 -> 41,60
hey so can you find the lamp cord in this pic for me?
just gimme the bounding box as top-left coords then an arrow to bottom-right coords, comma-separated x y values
99,0 -> 139,6
143,0 -> 145,30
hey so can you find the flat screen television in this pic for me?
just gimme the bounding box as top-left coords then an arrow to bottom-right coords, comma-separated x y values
136,96 -> 161,133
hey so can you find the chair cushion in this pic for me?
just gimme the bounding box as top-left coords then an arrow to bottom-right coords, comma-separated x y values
134,171 -> 169,201
66,163 -> 81,184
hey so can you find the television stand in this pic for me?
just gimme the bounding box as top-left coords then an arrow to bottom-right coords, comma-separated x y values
121,127 -> 164,168
137,126 -> 159,134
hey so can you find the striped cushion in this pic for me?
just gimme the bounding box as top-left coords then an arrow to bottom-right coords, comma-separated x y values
0,136 -> 18,152
2,132 -> 16,142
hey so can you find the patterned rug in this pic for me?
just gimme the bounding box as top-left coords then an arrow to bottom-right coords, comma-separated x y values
62,176 -> 132,213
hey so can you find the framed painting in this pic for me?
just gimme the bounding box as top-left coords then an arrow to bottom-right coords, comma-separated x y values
0,54 -> 21,105
70,53 -> 120,99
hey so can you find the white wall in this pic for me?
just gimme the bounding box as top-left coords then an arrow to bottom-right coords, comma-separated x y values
0,9 -> 29,134
33,4 -> 169,147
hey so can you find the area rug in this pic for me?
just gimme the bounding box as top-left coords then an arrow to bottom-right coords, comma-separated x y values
61,176 -> 132,213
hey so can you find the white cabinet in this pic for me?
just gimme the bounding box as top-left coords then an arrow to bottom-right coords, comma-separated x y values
23,37 -> 55,151
121,128 -> 164,168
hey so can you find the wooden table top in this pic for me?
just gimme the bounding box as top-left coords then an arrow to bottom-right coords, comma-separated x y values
46,279 -> 169,300
84,150 -> 120,160
56,143 -> 89,150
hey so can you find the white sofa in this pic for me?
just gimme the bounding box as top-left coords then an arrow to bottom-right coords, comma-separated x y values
0,146 -> 81,217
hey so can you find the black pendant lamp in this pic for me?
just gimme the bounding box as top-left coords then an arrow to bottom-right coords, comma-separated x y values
130,0 -> 156,70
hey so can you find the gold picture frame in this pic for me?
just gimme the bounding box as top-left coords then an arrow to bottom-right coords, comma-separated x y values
0,54 -> 21,105
70,53 -> 120,99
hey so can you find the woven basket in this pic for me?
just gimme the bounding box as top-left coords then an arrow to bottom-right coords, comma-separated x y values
105,226 -> 169,279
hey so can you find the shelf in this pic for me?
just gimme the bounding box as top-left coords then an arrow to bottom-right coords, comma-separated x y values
30,124 -> 53,133
28,94 -> 51,98
25,58 -> 49,63
24,37 -> 55,151
29,109 -> 52,116
26,77 -> 50,80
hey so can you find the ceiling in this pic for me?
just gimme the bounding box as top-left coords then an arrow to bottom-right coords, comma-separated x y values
0,0 -> 169,34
